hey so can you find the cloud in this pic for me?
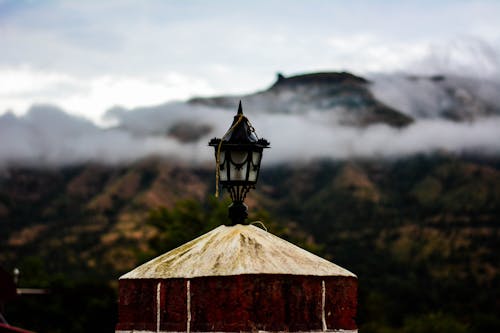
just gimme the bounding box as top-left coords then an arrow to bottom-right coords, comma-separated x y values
369,74 -> 500,120
1,100 -> 500,168
248,113 -> 500,162
0,104 -> 202,167
410,37 -> 500,78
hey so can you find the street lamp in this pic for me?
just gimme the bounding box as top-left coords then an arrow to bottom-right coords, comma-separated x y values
209,101 -> 270,225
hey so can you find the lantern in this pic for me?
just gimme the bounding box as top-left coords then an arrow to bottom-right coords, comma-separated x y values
209,101 -> 270,225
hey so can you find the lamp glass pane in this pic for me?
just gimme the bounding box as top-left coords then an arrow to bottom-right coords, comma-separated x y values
248,166 -> 258,182
219,151 -> 226,165
219,152 -> 228,181
248,151 -> 262,182
231,151 -> 248,164
252,151 -> 262,165
230,158 -> 248,181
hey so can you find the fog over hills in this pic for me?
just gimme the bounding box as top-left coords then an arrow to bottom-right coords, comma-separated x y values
2,71 -> 500,167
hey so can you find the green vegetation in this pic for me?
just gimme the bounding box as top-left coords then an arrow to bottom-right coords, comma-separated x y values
1,155 -> 499,332
147,198 -> 228,253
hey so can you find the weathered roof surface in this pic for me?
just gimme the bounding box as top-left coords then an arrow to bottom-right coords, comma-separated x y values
120,224 -> 355,279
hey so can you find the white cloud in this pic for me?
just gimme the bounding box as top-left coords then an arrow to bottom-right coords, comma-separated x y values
1,100 -> 499,168
369,74 -> 500,120
250,113 -> 500,162
412,37 -> 500,77
0,67 -> 215,124
0,104 -> 202,167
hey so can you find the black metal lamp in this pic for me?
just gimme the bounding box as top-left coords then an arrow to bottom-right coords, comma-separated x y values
209,101 -> 270,225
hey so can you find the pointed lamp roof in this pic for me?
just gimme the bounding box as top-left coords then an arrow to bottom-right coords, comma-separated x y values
220,101 -> 260,144
120,225 -> 355,279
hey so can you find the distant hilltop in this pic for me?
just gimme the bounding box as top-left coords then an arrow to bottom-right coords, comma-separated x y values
189,70 -> 500,126
189,70 -> 412,128
272,71 -> 369,87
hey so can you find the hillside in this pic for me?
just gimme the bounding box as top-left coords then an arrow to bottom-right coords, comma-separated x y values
1,155 -> 499,332
0,159 -> 212,278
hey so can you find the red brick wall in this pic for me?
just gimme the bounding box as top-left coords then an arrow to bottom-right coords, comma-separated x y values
117,279 -> 158,331
116,275 -> 357,332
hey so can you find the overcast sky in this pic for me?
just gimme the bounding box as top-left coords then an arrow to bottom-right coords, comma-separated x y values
1,0 -> 499,123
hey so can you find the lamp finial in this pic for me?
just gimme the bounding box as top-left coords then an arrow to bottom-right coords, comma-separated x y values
237,100 -> 243,115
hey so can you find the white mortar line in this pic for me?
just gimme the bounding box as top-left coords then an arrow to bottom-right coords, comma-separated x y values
321,280 -> 327,332
156,281 -> 161,333
186,279 -> 191,333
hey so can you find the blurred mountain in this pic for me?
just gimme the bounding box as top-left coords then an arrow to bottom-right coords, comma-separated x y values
1,71 -> 500,332
189,72 -> 413,127
4,71 -> 498,169
188,71 -> 500,128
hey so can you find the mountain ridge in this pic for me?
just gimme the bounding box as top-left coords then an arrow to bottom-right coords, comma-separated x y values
189,71 -> 413,127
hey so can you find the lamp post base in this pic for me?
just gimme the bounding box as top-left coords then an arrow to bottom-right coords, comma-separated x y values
228,201 -> 248,225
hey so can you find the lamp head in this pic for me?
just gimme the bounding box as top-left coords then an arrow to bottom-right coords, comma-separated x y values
208,101 -> 270,225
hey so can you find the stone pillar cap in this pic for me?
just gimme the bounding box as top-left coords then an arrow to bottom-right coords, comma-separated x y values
120,224 -> 356,279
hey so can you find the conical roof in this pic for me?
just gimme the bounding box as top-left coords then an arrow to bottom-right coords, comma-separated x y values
120,224 -> 355,279
223,101 -> 259,144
